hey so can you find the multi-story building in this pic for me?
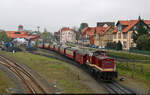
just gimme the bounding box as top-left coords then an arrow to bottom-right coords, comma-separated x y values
113,17 -> 150,50
59,27 -> 76,45
94,26 -> 113,48
81,25 -> 113,47
81,27 -> 95,45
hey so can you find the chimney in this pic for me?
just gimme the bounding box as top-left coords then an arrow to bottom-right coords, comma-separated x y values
18,25 -> 23,31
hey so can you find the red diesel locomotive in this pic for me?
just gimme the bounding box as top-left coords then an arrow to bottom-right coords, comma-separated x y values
86,51 -> 117,80
39,43 -> 118,81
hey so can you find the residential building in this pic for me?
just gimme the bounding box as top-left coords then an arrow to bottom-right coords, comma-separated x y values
113,17 -> 150,50
81,27 -> 95,45
5,25 -> 39,40
59,27 -> 76,45
94,26 -> 113,48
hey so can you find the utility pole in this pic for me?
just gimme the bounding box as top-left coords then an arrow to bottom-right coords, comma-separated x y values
37,26 -> 40,33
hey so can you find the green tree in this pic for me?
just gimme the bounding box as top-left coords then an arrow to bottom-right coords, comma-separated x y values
106,42 -> 117,50
136,34 -> 150,51
40,29 -> 54,43
116,41 -> 122,50
0,32 -> 11,42
133,20 -> 149,43
79,23 -> 88,32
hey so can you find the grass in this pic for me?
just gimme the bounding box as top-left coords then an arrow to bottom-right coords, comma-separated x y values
116,62 -> 150,87
0,51 -> 93,93
0,70 -> 15,93
107,50 -> 150,61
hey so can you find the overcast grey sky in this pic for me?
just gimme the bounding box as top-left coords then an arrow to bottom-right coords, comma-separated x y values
0,0 -> 150,32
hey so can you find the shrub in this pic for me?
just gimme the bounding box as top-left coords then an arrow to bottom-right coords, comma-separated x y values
116,41 -> 122,50
136,34 -> 150,51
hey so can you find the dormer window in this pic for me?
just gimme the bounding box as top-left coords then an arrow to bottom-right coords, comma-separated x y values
15,32 -> 21,34
133,26 -> 136,30
117,25 -> 122,32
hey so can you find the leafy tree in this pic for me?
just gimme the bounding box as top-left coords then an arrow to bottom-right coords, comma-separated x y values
79,23 -> 88,32
133,20 -> 149,43
40,28 -> 54,43
116,41 -> 122,50
106,42 -> 117,49
0,32 -> 11,42
136,34 -> 150,51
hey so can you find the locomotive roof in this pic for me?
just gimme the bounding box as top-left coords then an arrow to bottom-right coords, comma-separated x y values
96,55 -> 113,60
66,47 -> 78,51
60,45 -> 71,49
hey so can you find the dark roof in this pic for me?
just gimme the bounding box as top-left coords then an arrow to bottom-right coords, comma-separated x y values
96,55 -> 112,60
97,22 -> 115,27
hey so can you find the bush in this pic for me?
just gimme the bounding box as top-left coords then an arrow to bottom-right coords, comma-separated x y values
116,41 -> 122,50
106,42 -> 117,49
106,41 -> 122,50
136,34 -> 150,51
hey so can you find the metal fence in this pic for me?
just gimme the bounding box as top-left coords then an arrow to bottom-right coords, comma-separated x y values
129,49 -> 150,55
116,61 -> 150,95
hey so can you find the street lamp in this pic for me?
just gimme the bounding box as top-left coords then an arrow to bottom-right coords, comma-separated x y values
37,26 -> 40,33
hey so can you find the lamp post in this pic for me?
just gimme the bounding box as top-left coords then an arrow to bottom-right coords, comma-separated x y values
37,26 -> 40,33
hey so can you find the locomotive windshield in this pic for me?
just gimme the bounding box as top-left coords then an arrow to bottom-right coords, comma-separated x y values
92,50 -> 106,56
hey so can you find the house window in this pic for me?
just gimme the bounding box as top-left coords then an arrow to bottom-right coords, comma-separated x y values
118,32 -> 121,39
123,33 -> 127,39
114,33 -> 116,39
123,41 -> 127,48
118,25 -> 122,31
131,32 -> 134,39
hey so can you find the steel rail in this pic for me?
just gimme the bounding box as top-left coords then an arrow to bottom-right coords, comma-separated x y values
0,55 -> 48,94
32,49 -> 136,94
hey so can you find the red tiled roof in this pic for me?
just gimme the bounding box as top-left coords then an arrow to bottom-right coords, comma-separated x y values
118,20 -> 150,33
122,20 -> 138,32
5,31 -> 39,40
113,27 -> 118,33
81,27 -> 95,37
144,20 -> 150,25
6,31 -> 28,38
61,27 -> 72,32
82,26 -> 111,37
95,26 -> 111,35
119,21 -> 129,25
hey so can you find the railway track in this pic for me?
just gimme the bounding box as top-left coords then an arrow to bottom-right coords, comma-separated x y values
0,54 -> 50,94
30,49 -> 135,94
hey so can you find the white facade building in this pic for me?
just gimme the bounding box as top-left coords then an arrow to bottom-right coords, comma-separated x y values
60,27 -> 76,45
